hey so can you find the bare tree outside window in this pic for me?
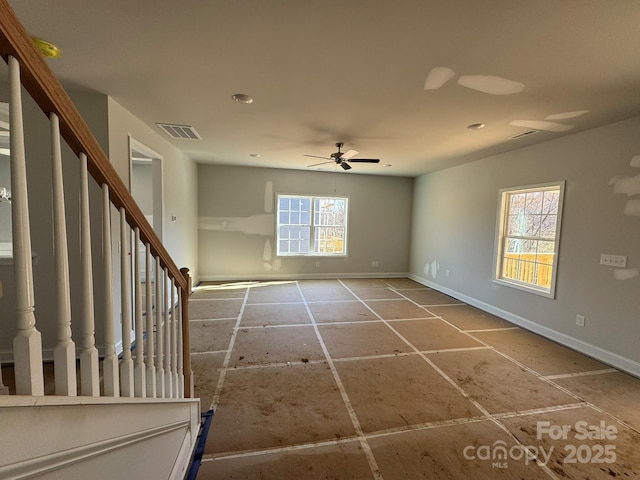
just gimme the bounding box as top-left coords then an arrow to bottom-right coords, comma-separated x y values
495,182 -> 565,297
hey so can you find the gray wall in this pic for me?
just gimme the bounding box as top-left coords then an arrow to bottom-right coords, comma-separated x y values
198,165 -> 413,280
410,116 -> 640,373
107,98 -> 198,278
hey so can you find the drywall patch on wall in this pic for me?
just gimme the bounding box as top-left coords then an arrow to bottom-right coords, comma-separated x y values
198,180 -> 277,235
613,268 -> 639,281
611,154 -> 640,218
423,260 -> 439,279
262,238 -> 280,272
610,173 -> 640,196
608,155 -> 640,281
198,180 -> 281,272
198,213 -> 275,235
263,239 -> 272,262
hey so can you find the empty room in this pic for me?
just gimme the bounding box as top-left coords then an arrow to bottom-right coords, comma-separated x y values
1,1 -> 639,479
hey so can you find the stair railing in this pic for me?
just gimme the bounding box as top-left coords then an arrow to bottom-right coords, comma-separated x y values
0,0 -> 193,399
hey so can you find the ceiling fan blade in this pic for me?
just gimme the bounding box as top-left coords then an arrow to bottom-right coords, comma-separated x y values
340,162 -> 352,170
347,158 -> 380,163
341,149 -> 359,160
307,160 -> 335,167
304,154 -> 332,160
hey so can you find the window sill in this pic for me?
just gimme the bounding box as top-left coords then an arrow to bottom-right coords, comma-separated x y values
277,254 -> 348,258
492,278 -> 555,299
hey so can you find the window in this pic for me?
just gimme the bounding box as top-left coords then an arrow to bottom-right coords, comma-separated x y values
494,182 -> 565,297
277,195 -> 348,256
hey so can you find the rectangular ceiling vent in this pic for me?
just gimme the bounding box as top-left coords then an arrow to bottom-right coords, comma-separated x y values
509,129 -> 538,140
156,123 -> 202,140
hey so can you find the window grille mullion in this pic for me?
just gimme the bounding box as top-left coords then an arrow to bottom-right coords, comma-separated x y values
505,234 -> 555,242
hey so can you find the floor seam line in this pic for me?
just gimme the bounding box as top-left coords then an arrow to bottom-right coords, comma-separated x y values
425,311 -> 640,439
208,287 -> 251,411
198,402 -> 592,463
342,280 -> 561,480
297,281 -> 384,480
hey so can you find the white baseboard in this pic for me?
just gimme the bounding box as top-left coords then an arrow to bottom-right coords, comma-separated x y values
197,271 -> 410,284
409,274 -> 640,379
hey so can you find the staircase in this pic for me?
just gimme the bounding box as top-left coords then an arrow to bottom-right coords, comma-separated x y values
0,1 -> 200,478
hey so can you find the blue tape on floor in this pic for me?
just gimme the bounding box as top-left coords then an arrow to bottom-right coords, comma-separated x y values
186,409 -> 215,480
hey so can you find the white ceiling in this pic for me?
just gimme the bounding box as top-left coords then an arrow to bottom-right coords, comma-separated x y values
9,0 -> 640,177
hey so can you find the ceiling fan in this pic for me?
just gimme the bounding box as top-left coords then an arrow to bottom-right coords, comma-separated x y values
305,142 -> 380,170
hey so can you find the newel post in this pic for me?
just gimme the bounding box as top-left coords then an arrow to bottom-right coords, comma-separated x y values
180,267 -> 193,398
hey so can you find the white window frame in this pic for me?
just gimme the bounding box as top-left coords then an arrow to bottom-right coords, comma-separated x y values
276,194 -> 349,257
493,181 -> 565,298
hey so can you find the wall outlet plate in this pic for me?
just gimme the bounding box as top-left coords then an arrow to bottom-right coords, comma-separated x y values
576,314 -> 586,327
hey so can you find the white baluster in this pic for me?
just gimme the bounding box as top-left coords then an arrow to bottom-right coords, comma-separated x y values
145,244 -> 156,397
133,228 -> 146,397
50,112 -> 77,396
171,278 -> 179,397
119,208 -> 134,396
164,268 -> 173,397
176,288 -> 184,399
9,55 -> 44,396
79,153 -> 99,396
155,257 -> 165,398
101,185 -> 119,396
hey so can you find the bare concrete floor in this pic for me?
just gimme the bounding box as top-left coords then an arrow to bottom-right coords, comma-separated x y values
190,278 -> 640,479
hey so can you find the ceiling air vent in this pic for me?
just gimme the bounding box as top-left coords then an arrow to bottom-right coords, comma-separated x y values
509,129 -> 538,140
156,123 -> 202,140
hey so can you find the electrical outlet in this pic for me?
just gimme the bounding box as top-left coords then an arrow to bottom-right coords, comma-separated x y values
576,315 -> 586,327
315,261 -> 320,268
371,261 -> 379,267
600,254 -> 627,268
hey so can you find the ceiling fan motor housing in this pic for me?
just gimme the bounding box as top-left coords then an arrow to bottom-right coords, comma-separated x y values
331,142 -> 345,159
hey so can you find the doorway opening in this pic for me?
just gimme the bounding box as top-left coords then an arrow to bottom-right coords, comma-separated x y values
129,137 -> 163,241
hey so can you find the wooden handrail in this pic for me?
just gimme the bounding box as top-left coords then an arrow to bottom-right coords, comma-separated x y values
0,0 -> 186,292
